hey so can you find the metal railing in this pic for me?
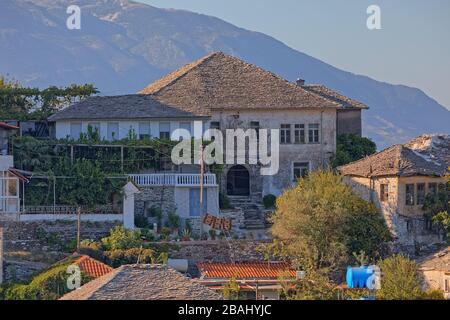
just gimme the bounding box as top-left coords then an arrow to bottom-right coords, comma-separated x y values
128,173 -> 217,187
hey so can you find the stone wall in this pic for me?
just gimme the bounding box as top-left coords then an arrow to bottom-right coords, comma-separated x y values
0,220 -> 119,283
135,186 -> 176,217
211,108 -> 337,197
157,240 -> 271,266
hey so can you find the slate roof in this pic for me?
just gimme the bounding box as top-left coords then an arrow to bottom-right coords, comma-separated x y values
418,246 -> 450,272
197,262 -> 296,280
48,94 -> 205,121
302,84 -> 368,109
60,264 -> 222,300
338,134 -> 450,178
139,52 -> 339,115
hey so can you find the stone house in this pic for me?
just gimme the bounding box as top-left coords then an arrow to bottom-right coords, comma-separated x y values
139,52 -> 368,228
60,264 -> 222,300
196,261 -> 296,300
418,246 -> 450,299
48,52 -> 367,231
338,134 -> 450,254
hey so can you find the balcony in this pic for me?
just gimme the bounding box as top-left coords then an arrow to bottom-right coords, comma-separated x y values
128,173 -> 217,187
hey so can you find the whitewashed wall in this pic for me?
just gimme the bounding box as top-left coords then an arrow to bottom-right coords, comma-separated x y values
54,120 -> 207,141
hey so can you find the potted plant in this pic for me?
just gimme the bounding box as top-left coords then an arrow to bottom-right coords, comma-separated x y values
181,228 -> 192,241
209,229 -> 217,240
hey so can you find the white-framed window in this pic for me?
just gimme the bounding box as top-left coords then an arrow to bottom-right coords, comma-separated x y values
250,121 -> 260,139
210,121 -> 221,130
159,122 -> 171,140
280,124 -> 291,144
178,122 -> 192,141
139,122 -> 150,140
107,122 -> 119,141
179,122 -> 191,134
308,123 -> 320,143
293,162 -> 309,181
294,124 -> 305,144
87,122 -> 100,136
70,122 -> 82,139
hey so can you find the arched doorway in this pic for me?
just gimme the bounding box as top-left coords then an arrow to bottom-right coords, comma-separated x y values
227,165 -> 250,196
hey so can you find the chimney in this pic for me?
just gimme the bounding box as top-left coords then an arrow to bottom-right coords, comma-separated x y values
296,78 -> 305,86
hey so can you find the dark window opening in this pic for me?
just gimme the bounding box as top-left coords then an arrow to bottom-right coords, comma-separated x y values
380,184 -> 389,202
406,184 -> 415,206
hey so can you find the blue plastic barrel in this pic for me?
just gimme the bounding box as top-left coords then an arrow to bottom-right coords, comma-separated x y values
346,266 -> 375,289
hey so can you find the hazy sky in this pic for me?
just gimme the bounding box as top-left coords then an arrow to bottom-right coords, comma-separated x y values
138,0 -> 450,109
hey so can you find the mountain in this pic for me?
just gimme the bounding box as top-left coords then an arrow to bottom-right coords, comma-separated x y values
1,0 -> 449,149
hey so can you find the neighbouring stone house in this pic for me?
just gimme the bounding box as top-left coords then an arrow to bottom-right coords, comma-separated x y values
196,261 -> 296,300
338,134 -> 450,254
48,52 -> 368,231
0,122 -> 28,216
418,246 -> 450,299
60,264 -> 222,300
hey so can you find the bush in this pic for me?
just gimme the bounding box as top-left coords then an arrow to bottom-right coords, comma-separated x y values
331,134 -> 376,167
263,194 -> 277,209
219,192 -> 233,209
377,254 -> 424,300
103,248 -> 155,268
101,226 -> 142,251
166,211 -> 180,230
135,214 -> 150,229
2,258 -> 92,300
271,171 -> 390,271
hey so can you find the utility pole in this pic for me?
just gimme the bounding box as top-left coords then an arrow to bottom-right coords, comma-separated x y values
199,145 -> 205,238
76,207 -> 81,252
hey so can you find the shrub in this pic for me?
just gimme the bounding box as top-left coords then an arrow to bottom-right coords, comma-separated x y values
167,211 -> 180,230
271,171 -> 390,271
263,194 -> 277,209
103,248 -> 155,268
101,226 -> 142,251
2,259 -> 92,300
135,214 -> 150,229
219,192 -> 233,209
377,254 -> 424,300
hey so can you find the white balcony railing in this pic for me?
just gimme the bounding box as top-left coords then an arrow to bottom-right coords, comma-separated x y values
128,173 -> 217,187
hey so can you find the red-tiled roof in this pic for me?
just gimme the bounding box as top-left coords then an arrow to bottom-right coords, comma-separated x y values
74,255 -> 113,278
197,262 -> 296,279
0,122 -> 19,130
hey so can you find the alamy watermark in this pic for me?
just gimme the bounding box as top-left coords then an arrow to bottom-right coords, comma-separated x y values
66,5 -> 81,30
170,121 -> 280,176
367,5 -> 382,30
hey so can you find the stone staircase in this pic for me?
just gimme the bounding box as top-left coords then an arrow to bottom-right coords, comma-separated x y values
228,195 -> 267,230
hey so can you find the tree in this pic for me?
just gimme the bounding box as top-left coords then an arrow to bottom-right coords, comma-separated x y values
282,270 -> 339,300
271,171 -> 390,272
377,254 -> 424,300
0,76 -> 98,120
423,174 -> 450,242
332,134 -> 376,167
222,278 -> 241,300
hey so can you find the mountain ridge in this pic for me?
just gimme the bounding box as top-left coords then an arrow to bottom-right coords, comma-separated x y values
1,0 -> 449,149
